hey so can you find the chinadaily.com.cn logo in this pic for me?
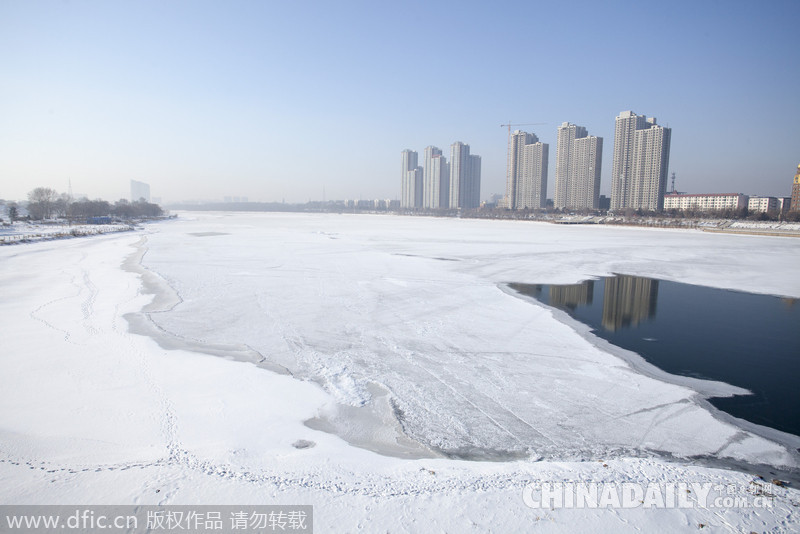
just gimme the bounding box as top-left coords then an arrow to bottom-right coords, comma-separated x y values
522,480 -> 775,509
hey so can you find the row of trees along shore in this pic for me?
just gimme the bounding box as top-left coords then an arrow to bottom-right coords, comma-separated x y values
15,187 -> 163,221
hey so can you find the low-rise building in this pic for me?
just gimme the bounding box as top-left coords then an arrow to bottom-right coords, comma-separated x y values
663,193 -> 748,212
747,196 -> 779,213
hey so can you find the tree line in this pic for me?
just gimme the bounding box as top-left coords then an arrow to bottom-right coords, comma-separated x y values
13,187 -> 163,221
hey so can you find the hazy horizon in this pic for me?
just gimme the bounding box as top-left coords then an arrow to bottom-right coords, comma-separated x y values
1,0 -> 798,204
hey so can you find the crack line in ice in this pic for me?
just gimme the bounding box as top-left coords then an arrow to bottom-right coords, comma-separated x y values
436,353 -> 559,449
400,349 -> 527,447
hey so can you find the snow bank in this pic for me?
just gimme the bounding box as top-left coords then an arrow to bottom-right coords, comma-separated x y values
0,222 -> 132,244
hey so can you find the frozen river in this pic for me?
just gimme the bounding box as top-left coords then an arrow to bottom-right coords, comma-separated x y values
139,212 -> 800,466
4,211 -> 800,532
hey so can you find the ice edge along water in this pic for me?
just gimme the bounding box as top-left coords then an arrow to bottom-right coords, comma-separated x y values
501,283 -> 800,482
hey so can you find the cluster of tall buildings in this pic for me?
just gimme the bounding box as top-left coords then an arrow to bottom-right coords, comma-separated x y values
504,124 -> 603,211
504,111 -> 671,211
400,116 -> 799,215
401,142 -> 481,209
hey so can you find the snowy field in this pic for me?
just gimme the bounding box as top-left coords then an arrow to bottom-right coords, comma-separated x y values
1,211 -> 799,533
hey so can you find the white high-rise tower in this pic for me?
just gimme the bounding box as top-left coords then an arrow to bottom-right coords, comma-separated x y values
130,180 -> 151,202
401,149 -> 419,208
630,124 -> 671,211
555,123 -> 586,208
611,111 -> 648,210
466,154 -> 481,209
570,135 -> 603,209
449,142 -> 481,209
428,153 -> 449,209
505,130 -> 548,209
423,146 -> 444,209
555,123 -> 603,210
611,111 -> 671,211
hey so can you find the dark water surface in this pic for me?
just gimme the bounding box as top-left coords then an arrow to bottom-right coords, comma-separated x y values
510,276 -> 800,437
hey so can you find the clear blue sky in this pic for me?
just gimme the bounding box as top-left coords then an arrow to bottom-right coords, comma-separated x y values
1,0 -> 798,203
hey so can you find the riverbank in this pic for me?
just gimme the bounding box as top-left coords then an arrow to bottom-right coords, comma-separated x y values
0,221 -> 134,244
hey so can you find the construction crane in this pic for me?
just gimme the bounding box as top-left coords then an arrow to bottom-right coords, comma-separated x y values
500,121 -> 546,137
501,122 -> 546,208
500,122 -> 546,157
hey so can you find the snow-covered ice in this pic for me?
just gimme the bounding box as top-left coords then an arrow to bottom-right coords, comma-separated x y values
1,212 -> 799,533
139,212 -> 800,465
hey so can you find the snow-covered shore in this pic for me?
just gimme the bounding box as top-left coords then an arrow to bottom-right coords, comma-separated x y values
0,221 -> 134,244
1,212 -> 798,532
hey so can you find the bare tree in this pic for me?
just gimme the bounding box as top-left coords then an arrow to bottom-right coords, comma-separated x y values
27,187 -> 60,220
71,199 -> 111,219
54,192 -> 72,219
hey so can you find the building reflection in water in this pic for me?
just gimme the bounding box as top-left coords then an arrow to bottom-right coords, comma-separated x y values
601,275 -> 658,331
548,280 -> 594,310
512,275 -> 659,332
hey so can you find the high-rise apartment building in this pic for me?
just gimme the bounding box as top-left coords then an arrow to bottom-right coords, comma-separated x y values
791,164 -> 800,212
506,130 -> 534,208
423,146 -> 443,209
521,142 -> 548,209
554,123 -> 603,210
427,153 -> 449,209
130,180 -> 151,203
630,124 -> 671,211
400,149 -> 419,208
610,111 -> 671,211
554,123 -> 586,208
449,142 -> 468,209
611,112 -> 648,210
571,136 -> 603,209
467,154 -> 481,209
505,130 -> 548,209
449,142 -> 481,209
411,167 -> 424,207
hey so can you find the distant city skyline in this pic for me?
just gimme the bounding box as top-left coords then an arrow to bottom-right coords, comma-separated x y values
1,1 -> 798,203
